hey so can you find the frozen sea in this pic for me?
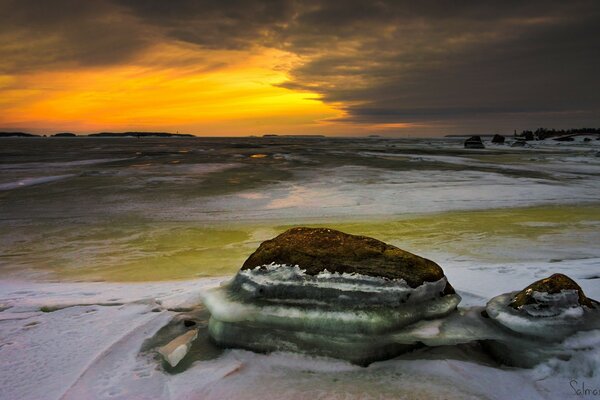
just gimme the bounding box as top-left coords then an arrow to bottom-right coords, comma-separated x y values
1,135 -> 600,399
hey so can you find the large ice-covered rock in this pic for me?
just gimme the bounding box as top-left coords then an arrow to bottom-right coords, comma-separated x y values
203,227 -> 461,365
483,273 -> 600,367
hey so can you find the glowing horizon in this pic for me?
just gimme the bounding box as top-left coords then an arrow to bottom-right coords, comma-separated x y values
0,43 -> 358,136
1,1 -> 598,137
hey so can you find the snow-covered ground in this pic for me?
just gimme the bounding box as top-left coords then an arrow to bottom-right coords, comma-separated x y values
0,256 -> 598,400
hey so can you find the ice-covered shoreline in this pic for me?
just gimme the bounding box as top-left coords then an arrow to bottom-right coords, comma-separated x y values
1,255 -> 599,400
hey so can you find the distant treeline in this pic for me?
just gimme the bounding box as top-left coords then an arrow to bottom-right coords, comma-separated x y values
519,128 -> 600,140
0,132 -> 39,137
88,132 -> 194,138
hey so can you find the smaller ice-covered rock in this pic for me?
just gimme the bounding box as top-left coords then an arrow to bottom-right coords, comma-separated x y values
510,273 -> 596,312
158,329 -> 198,367
487,274 -> 598,340
483,273 -> 600,367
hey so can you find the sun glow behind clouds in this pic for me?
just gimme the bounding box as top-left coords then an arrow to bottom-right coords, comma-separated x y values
0,43 -> 342,135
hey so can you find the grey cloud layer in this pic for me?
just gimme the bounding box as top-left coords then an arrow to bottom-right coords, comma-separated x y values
1,0 -> 598,132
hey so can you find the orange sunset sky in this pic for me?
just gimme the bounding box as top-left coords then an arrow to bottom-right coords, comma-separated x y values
1,1 -> 598,136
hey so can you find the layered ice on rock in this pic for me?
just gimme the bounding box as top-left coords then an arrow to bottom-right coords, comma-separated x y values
206,268 -> 457,332
486,293 -> 590,339
233,264 -> 451,305
480,274 -> 600,367
203,264 -> 461,365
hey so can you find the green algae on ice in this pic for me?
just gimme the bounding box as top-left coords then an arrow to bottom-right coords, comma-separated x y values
2,204 -> 599,282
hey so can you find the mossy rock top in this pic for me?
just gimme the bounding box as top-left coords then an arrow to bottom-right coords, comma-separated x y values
510,273 -> 596,309
241,227 -> 453,291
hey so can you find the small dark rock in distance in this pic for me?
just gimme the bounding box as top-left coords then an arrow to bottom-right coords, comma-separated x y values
464,136 -> 485,149
491,134 -> 505,144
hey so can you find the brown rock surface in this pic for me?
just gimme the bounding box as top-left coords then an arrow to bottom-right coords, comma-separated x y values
242,227 -> 453,291
510,273 -> 596,309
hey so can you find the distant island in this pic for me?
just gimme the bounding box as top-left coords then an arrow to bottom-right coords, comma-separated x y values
3,128 -> 598,140
0,132 -> 40,137
52,133 -> 77,137
262,134 -> 325,138
0,131 -> 194,138
87,132 -> 194,138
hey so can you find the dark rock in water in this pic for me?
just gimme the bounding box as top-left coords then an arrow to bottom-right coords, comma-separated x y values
510,273 -> 596,309
242,227 -> 450,290
464,136 -> 485,149
583,137 -> 592,142
491,134 -> 505,144
511,139 -> 526,147
204,227 -> 461,365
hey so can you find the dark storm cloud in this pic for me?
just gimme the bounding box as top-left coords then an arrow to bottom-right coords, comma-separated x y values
271,1 -> 600,129
0,0 -> 149,73
2,0 -> 599,131
116,0 -> 294,49
116,0 -> 600,130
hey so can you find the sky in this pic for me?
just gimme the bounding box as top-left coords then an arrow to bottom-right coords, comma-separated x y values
0,0 -> 599,137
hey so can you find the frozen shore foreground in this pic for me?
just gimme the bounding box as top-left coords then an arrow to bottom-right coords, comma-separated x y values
1,254 -> 599,400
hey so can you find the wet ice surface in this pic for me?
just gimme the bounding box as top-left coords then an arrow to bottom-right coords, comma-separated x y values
1,137 -> 600,398
2,136 -> 600,281
1,136 -> 600,222
232,264 -> 449,305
